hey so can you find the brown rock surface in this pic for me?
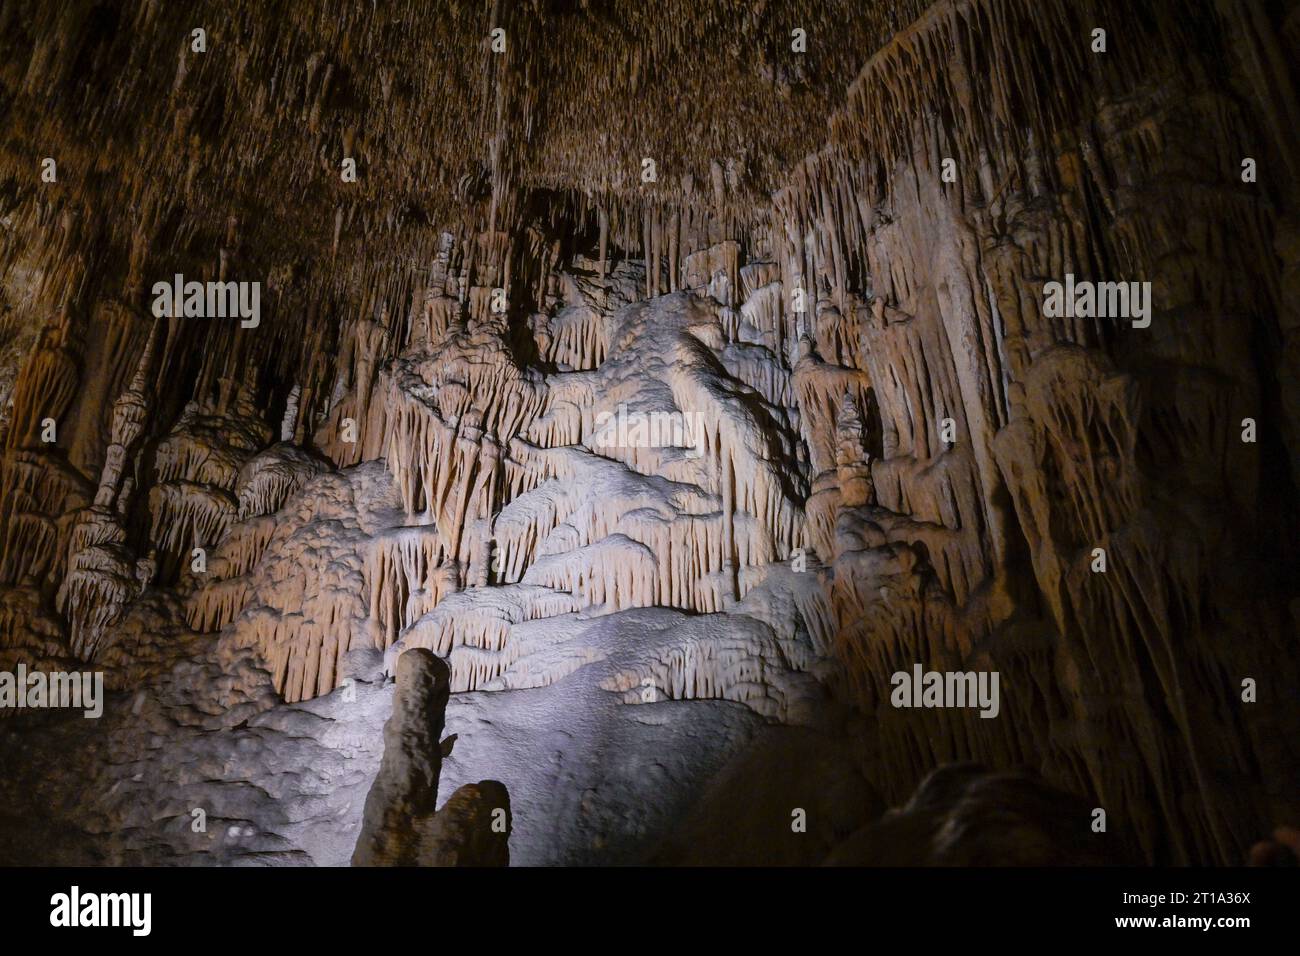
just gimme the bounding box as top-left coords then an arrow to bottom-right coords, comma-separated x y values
352,648 -> 509,866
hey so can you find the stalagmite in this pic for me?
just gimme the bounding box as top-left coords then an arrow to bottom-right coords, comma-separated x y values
352,649 -> 509,866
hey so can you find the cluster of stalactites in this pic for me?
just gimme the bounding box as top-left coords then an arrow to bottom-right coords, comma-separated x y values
50,324 -> 163,660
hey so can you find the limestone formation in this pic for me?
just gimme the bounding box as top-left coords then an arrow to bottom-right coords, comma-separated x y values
0,0 -> 1296,867
824,763 -> 1133,866
352,648 -> 510,867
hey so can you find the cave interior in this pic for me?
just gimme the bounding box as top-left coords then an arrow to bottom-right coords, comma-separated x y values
0,0 -> 1298,867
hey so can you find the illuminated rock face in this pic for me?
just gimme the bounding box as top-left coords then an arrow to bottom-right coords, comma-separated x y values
0,0 -> 1298,866
352,648 -> 510,867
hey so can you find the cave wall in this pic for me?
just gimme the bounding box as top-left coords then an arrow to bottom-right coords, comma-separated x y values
770,0 -> 1300,864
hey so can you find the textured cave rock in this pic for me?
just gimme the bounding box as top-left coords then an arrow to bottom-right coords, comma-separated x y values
0,0 -> 1298,867
823,763 -> 1133,866
352,648 -> 510,867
